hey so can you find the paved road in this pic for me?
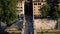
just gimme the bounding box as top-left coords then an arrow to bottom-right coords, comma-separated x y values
25,16 -> 34,34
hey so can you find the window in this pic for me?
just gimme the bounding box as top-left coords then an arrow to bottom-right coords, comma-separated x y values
17,10 -> 22,13
34,3 -> 37,5
20,10 -> 22,11
34,15 -> 37,17
18,15 -> 19,18
38,9 -> 41,11
20,7 -> 22,8
18,3 -> 22,6
38,6 -> 41,8
38,3 -> 41,5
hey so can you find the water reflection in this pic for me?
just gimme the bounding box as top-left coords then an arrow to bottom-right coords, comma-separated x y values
9,33 -> 21,34
0,31 -> 21,34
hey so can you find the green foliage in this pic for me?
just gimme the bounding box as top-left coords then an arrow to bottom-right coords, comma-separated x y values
41,31 -> 44,34
41,4 -> 51,17
52,6 -> 60,20
41,4 -> 60,20
0,0 -> 3,19
0,0 -> 18,26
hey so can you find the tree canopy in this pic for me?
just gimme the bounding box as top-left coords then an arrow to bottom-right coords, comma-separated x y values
41,4 -> 51,17
41,4 -> 60,20
0,0 -> 18,26
52,6 -> 60,20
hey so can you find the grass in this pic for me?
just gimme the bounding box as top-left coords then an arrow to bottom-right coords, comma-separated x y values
37,32 -> 60,34
37,31 -> 60,34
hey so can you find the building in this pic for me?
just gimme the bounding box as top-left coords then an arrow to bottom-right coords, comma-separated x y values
32,0 -> 58,34
58,0 -> 60,7
17,0 -> 25,30
33,18 -> 57,34
34,19 -> 57,31
17,0 -> 25,18
32,0 -> 47,34
17,0 -> 25,34
32,0 -> 47,18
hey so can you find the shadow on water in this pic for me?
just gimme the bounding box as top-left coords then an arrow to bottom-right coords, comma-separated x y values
0,30 -> 21,34
25,0 -> 34,34
0,31 -> 8,34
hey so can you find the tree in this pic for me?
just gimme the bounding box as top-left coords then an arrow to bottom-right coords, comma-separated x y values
41,4 -> 51,18
0,0 -> 3,29
52,6 -> 60,19
52,6 -> 60,29
0,0 -> 18,26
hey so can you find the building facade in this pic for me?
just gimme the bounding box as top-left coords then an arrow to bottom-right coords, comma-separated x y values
17,0 -> 25,25
32,0 -> 58,34
34,19 -> 57,34
17,0 -> 24,17
32,0 -> 47,18
17,0 -> 59,34
17,0 -> 25,34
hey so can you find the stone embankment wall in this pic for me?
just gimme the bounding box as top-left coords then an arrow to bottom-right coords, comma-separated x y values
34,19 -> 57,33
